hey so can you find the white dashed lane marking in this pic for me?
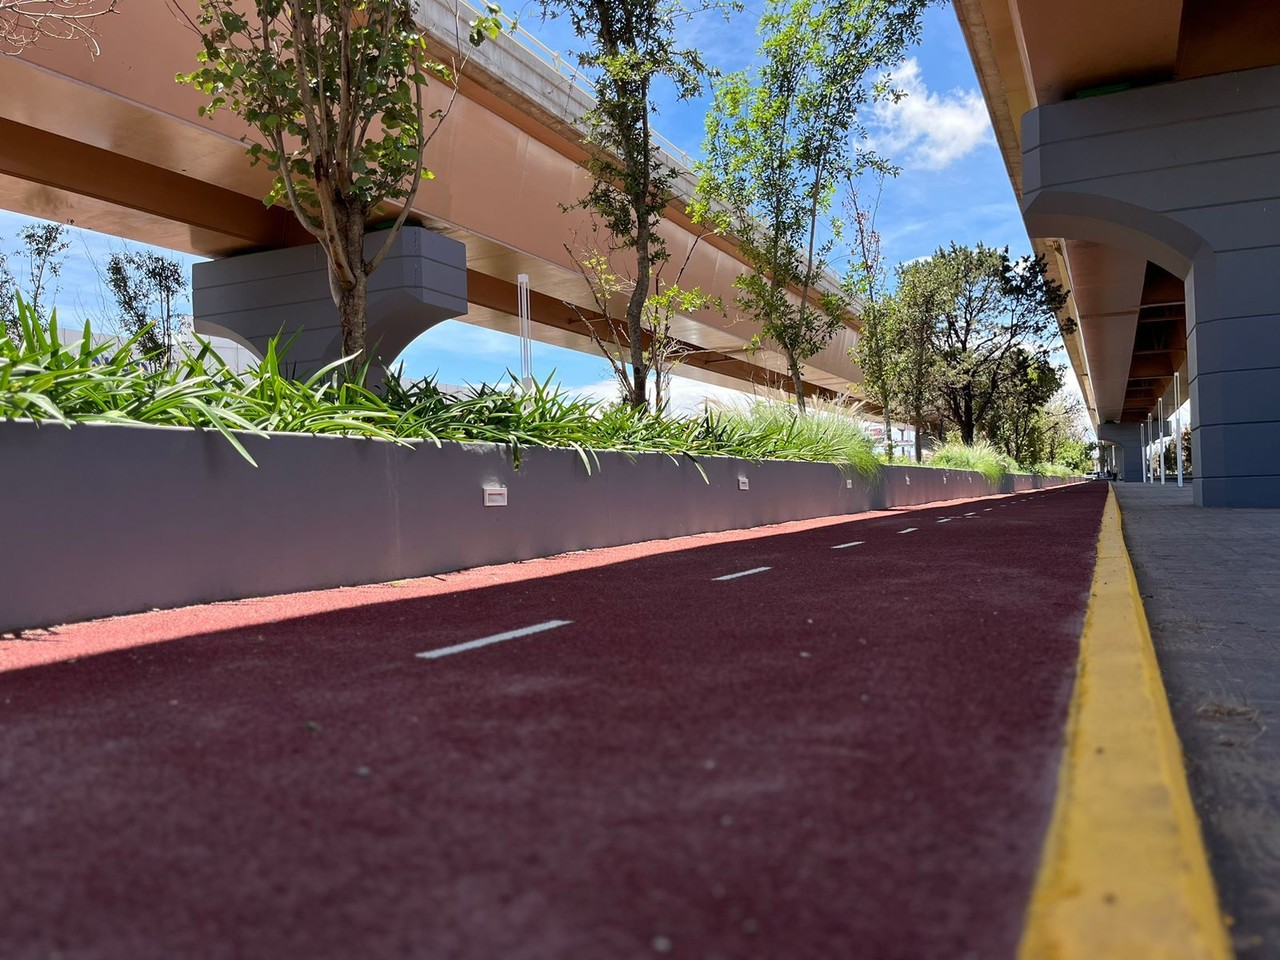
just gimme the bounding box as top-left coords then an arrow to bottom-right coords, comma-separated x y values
713,566 -> 773,581
899,527 -> 918,534
416,620 -> 573,660
832,541 -> 865,550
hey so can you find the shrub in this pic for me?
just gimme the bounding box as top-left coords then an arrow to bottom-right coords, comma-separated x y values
928,439 -> 1018,484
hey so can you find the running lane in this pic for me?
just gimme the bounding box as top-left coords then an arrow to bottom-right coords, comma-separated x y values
0,483 -> 1106,959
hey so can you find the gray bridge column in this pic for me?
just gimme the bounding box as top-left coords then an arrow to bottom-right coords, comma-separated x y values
1022,65 -> 1280,507
1097,423 -> 1143,482
1184,247 -> 1280,507
193,226 -> 468,380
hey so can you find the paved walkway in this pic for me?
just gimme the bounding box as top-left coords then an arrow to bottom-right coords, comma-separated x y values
1116,483 -> 1280,958
0,486 -> 1106,960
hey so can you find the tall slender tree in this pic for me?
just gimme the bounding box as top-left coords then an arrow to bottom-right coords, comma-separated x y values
846,182 -> 899,454
888,254 -> 947,461
1,222 -> 71,333
700,0 -> 931,414
179,0 -> 500,368
106,249 -> 188,366
543,0 -> 723,409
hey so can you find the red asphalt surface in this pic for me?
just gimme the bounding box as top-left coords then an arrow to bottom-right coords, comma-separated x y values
0,482 -> 1107,960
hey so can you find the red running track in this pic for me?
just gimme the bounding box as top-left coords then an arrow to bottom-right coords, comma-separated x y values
0,482 -> 1107,960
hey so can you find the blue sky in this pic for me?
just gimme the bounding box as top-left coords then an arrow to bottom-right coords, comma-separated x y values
2,2 -> 1046,410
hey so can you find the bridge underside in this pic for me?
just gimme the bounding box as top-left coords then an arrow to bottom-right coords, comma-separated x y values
0,0 -> 860,402
956,0 -> 1280,506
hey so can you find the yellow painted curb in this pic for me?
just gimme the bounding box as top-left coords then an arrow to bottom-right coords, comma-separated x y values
1018,487 -> 1234,959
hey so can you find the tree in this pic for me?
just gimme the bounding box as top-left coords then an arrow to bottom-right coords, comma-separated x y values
846,183 -> 898,456
565,217 -> 720,413
1166,425 -> 1192,476
0,251 -> 17,342
701,0 -> 930,414
0,0 -> 118,56
106,250 -> 188,366
0,221 -> 71,340
886,254 -> 945,461
1041,386 -> 1089,464
543,0 -> 720,410
913,243 -> 1068,444
179,0 -> 501,368
983,348 -> 1060,466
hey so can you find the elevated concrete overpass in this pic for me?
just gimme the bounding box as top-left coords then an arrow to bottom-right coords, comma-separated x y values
0,0 -> 862,400
954,0 -> 1280,506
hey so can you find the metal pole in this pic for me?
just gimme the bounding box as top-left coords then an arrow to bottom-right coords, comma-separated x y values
1140,422 -> 1147,482
1158,398 -> 1166,484
1175,373 -> 1184,487
517,273 -> 532,392
1152,417 -> 1162,483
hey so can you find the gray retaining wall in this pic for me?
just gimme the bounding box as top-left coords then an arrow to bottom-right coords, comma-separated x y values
0,420 -> 1080,632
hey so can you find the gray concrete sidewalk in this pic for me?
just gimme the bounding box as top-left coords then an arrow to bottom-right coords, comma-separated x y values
1116,482 -> 1280,957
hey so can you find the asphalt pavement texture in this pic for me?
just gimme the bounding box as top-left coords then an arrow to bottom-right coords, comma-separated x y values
0,482 -> 1107,960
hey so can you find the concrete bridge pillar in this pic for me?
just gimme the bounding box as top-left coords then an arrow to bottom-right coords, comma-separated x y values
1022,65 -> 1280,507
1097,423 -> 1143,482
193,226 -> 468,380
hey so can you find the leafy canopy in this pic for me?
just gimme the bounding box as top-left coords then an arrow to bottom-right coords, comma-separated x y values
178,1 -> 480,236
700,0 -> 933,411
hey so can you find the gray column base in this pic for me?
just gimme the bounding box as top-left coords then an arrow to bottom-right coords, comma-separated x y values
193,226 -> 469,379
1191,422 -> 1280,507
1195,477 -> 1280,509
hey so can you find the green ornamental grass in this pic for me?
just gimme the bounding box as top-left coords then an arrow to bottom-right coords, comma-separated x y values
927,438 -> 1020,484
1,299 -> 880,477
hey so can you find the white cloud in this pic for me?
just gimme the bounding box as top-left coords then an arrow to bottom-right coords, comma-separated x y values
569,375 -> 762,417
867,58 -> 993,171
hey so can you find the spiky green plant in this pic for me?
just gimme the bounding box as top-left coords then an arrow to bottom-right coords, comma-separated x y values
1,300 -> 882,478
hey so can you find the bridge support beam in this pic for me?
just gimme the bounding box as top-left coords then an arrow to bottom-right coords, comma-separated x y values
193,226 -> 468,380
1022,65 -> 1280,507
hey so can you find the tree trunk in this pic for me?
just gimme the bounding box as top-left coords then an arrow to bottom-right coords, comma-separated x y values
329,206 -> 368,376
914,415 -> 923,462
883,410 -> 893,461
789,353 -> 807,416
624,204 -> 653,411
337,271 -> 368,363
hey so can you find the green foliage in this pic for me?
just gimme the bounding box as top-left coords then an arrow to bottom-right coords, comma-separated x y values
1,299 -> 880,476
900,242 -> 1068,445
1028,462 -> 1076,478
1164,425 -> 1192,476
568,236 -> 722,415
703,399 -> 880,478
928,438 -> 1017,484
983,347 -> 1061,466
700,0 -> 932,413
859,244 -> 946,460
1054,436 -> 1095,474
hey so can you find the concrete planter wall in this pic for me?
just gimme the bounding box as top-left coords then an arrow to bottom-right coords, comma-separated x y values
1,420 -> 1080,632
